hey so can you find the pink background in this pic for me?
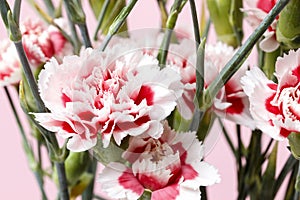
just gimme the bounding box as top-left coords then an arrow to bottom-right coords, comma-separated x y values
0,0 -> 291,199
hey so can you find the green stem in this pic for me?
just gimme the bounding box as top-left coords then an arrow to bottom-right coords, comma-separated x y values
157,0 -> 168,28
14,42 -> 46,112
294,161 -> 300,199
157,0 -> 187,66
99,0 -> 138,51
195,38 -> 205,106
93,0 -> 110,40
189,0 -> 201,48
274,156 -> 298,195
218,118 -> 237,158
82,157 -> 98,200
43,0 -> 55,16
13,0 -> 21,24
203,0 -> 290,110
78,23 -> 92,48
237,125 -> 243,178
203,18 -> 211,39
55,162 -> 69,200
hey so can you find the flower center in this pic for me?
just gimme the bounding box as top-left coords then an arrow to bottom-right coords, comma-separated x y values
279,84 -> 300,121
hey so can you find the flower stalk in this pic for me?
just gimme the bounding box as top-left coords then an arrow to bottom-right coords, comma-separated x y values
93,0 -> 110,40
157,0 -> 187,66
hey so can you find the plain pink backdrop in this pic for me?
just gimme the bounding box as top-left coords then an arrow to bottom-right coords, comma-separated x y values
0,0 -> 291,199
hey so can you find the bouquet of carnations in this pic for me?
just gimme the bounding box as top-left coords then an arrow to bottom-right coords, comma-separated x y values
0,0 -> 300,199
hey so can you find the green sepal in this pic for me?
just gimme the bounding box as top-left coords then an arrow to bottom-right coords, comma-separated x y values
288,132 -> 300,160
92,135 -> 126,166
276,0 -> 300,50
206,0 -> 243,48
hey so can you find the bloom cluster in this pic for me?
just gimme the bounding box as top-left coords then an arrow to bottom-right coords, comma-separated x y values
1,0 -> 300,199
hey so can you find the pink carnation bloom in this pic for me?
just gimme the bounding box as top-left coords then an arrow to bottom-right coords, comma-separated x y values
0,39 -> 22,86
33,48 -> 182,151
241,49 -> 300,139
242,0 -> 279,52
20,18 -> 69,66
168,40 -> 255,129
98,122 -> 220,200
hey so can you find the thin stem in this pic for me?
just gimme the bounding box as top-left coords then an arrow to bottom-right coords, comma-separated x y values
237,125 -> 243,172
261,138 -> 274,159
195,39 -> 205,105
34,171 -> 48,200
202,18 -> 211,39
55,162 -> 69,200
43,0 -> 55,16
13,0 -> 21,24
93,0 -> 110,40
157,28 -> 173,66
294,160 -> 300,200
157,0 -> 168,28
157,0 -> 188,66
189,0 -> 201,48
4,87 -> 26,141
99,0 -> 138,51
203,0 -> 290,110
218,118 -> 237,158
82,157 -> 98,200
78,24 -> 92,48
14,42 -> 46,112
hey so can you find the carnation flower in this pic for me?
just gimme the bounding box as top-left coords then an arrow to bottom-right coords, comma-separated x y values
0,39 -> 22,86
168,40 -> 255,129
242,0 -> 279,52
20,18 -> 70,66
241,49 -> 300,139
33,48 -> 182,151
98,122 -> 220,200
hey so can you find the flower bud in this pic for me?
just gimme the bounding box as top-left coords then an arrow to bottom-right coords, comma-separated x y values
276,0 -> 300,50
53,151 -> 91,187
207,0 -> 243,48
7,11 -> 22,42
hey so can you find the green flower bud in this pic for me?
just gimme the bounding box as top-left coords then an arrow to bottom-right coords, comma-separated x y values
207,0 -> 243,48
53,151 -> 90,187
276,0 -> 300,50
288,132 -> 300,160
7,11 -> 22,42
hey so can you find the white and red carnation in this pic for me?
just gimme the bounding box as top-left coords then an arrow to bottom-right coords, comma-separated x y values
168,40 -> 255,129
242,0 -> 279,52
0,39 -> 22,86
20,18 -> 70,66
98,122 -> 220,200
33,48 -> 182,151
241,49 -> 300,139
